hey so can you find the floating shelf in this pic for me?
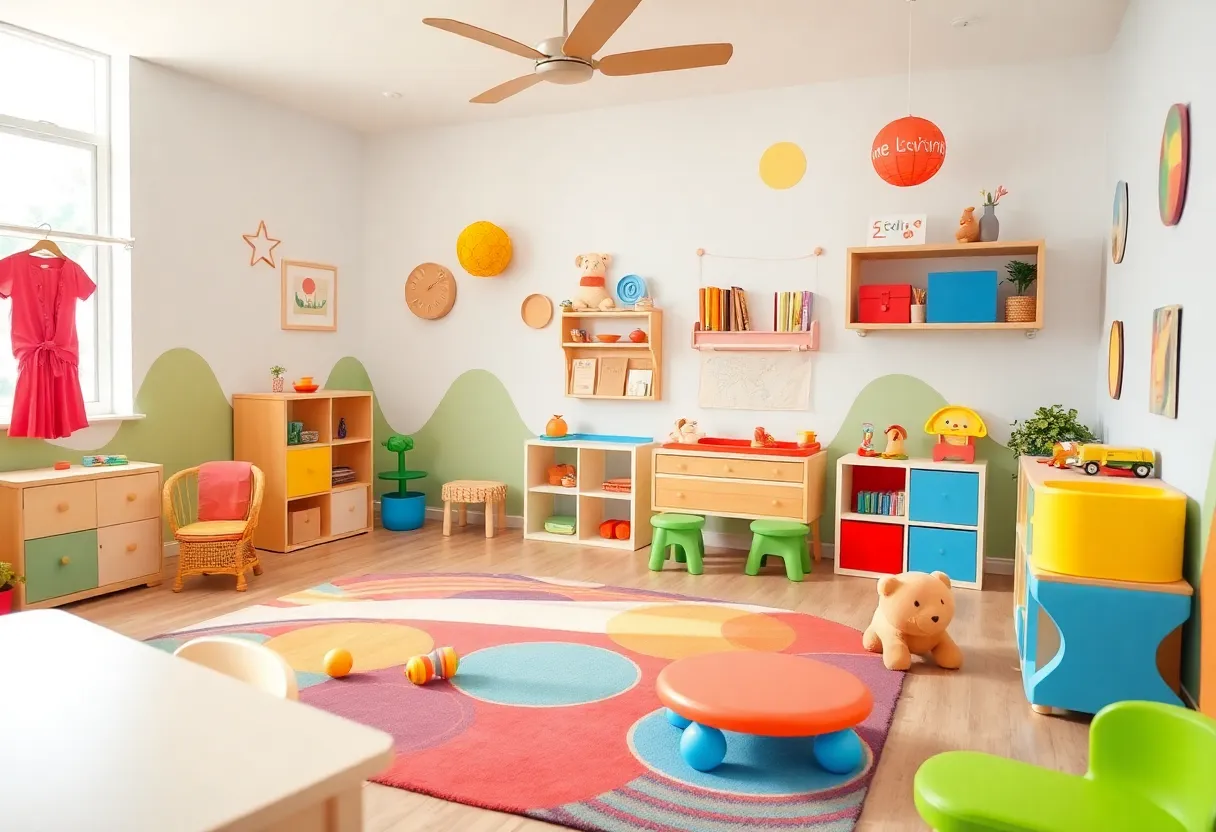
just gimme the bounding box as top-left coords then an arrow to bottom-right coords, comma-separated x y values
562,310 -> 655,319
561,341 -> 650,349
562,309 -> 662,401
692,321 -> 819,352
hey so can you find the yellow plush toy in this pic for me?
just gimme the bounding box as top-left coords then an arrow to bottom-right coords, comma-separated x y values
572,253 -> 616,311
862,571 -> 962,671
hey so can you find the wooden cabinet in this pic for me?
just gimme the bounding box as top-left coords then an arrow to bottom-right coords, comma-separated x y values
233,391 -> 373,553
0,462 -> 164,611
561,310 -> 662,401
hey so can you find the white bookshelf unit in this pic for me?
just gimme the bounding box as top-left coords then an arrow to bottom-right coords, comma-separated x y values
834,453 -> 987,590
523,437 -> 654,551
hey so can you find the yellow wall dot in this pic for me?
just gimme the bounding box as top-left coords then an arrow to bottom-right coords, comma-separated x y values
759,142 -> 807,190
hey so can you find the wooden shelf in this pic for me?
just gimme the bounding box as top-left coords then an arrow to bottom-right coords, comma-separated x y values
561,310 -> 656,319
566,393 -> 655,401
849,321 -> 1040,332
561,342 -> 650,349
331,481 -> 370,493
692,322 -> 819,351
839,510 -> 904,526
562,310 -> 662,400
331,436 -> 370,446
528,483 -> 577,495
847,240 -> 1043,260
580,488 -> 632,500
288,442 -> 328,449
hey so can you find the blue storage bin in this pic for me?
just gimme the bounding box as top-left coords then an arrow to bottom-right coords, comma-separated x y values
927,270 -> 998,323
908,525 -> 979,584
908,469 -> 980,526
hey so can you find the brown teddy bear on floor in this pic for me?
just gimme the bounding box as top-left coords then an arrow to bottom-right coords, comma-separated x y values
862,570 -> 963,671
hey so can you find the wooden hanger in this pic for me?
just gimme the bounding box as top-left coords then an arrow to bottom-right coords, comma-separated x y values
26,224 -> 65,259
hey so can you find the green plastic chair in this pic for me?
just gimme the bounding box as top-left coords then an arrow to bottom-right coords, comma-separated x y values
744,519 -> 811,582
914,700 -> 1216,832
648,514 -> 706,575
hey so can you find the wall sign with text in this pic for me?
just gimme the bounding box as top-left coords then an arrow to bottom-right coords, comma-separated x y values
868,215 -> 927,246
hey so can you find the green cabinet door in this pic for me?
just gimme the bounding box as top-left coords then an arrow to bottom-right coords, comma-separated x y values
24,530 -> 99,604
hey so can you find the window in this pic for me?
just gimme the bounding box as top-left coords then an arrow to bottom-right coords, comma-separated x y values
0,24 -> 111,420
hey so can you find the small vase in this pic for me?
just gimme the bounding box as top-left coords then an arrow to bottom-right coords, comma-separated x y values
337,417 -> 347,439
1005,296 -> 1036,323
979,205 -> 1000,242
911,304 -> 926,324
271,376 -> 284,393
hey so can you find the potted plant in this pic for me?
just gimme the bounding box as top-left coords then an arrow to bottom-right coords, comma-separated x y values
1008,405 -> 1097,459
1004,261 -> 1037,323
0,562 -> 25,615
979,184 -> 1008,241
270,365 -> 286,393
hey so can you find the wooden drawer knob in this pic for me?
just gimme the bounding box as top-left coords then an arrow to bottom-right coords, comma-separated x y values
724,466 -> 733,474
127,543 -> 138,552
675,492 -> 685,499
348,505 -> 356,512
676,464 -> 687,471
59,556 -> 70,566
772,499 -> 781,507
126,493 -> 137,502
57,502 -> 69,512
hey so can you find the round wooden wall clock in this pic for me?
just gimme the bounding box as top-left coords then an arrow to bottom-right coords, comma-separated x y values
1108,320 -> 1124,399
405,263 -> 456,320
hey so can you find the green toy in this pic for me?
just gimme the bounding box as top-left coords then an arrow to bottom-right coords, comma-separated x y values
914,700 -> 1216,831
378,435 -> 427,531
744,519 -> 812,582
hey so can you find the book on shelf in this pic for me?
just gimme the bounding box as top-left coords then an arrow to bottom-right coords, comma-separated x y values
772,291 -> 815,332
596,357 -> 628,397
625,368 -> 653,397
697,286 -> 753,331
571,358 -> 597,395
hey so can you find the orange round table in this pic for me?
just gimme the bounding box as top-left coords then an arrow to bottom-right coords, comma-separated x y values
655,652 -> 874,773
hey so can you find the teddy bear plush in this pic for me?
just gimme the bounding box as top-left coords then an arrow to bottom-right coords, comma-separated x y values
572,253 -> 617,311
862,570 -> 962,671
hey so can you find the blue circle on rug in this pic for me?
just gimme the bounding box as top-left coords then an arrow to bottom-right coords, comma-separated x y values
452,642 -> 640,707
628,709 -> 873,796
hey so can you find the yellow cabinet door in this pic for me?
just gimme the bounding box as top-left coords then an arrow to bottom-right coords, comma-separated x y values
286,447 -> 331,498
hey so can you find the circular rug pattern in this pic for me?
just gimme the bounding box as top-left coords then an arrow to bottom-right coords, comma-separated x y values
264,622 -> 433,674
607,604 -> 796,659
627,708 -> 873,796
451,642 -> 640,707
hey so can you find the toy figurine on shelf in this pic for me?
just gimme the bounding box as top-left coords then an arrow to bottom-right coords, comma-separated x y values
881,425 -> 908,459
668,418 -> 704,444
1039,441 -> 1083,469
798,430 -> 818,448
924,406 -> 988,463
751,426 -> 777,448
858,423 -> 879,457
337,417 -> 347,439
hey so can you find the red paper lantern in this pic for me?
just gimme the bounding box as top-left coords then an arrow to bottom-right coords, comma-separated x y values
872,116 -> 947,187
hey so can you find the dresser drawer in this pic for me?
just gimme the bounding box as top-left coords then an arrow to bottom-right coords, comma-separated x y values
908,469 -> 980,527
23,481 -> 97,540
654,477 -> 803,520
655,454 -> 804,484
330,486 -> 368,535
908,525 -> 978,584
97,519 -> 162,585
286,447 -> 332,498
24,530 -> 100,603
97,472 -> 161,527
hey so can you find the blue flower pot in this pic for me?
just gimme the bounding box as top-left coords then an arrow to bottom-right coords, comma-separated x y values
381,491 -> 426,531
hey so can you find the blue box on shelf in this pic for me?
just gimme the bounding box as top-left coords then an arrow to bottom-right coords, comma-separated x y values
926,270 -> 998,323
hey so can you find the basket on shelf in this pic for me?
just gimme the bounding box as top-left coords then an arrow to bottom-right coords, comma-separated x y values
1005,296 -> 1036,323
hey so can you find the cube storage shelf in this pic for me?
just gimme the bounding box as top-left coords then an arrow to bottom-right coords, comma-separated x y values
834,453 -> 987,590
523,437 -> 654,550
233,390 -> 374,553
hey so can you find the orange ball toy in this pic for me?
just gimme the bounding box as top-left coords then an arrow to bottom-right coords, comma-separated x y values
323,648 -> 354,678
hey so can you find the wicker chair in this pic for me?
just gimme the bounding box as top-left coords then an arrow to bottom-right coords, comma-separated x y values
164,465 -> 265,592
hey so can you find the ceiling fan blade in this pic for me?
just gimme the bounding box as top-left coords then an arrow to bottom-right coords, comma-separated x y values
470,74 -> 544,104
598,43 -> 734,76
422,18 -> 545,60
563,0 -> 643,60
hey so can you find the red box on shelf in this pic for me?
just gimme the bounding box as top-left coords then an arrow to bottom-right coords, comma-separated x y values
858,284 -> 912,324
838,519 -> 904,575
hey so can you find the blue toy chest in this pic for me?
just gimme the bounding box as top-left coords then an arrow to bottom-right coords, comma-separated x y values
926,270 -> 998,323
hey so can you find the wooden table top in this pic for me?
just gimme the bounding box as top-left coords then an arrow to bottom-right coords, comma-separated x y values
0,610 -> 393,832
656,652 -> 873,737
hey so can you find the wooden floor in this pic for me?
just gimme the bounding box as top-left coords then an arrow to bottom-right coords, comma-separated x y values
72,523 -> 1091,832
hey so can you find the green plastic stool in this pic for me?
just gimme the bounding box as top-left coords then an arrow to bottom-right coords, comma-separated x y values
648,514 -> 706,575
744,519 -> 811,582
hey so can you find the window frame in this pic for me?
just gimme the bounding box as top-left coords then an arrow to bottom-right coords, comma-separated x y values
0,23 -> 113,418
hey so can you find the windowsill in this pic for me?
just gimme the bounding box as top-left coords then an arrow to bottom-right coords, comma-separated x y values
0,412 -> 146,432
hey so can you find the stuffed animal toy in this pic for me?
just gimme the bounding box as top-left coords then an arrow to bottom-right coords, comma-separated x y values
955,207 -> 980,243
668,418 -> 704,444
862,571 -> 962,671
572,253 -> 617,311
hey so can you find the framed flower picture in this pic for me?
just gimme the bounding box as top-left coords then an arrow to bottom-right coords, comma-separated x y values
282,260 -> 337,331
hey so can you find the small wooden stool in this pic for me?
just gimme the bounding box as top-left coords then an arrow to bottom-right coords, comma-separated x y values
745,519 -> 812,582
441,480 -> 507,538
648,514 -> 706,575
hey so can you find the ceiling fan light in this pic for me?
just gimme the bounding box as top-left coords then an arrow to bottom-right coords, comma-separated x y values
535,58 -> 594,85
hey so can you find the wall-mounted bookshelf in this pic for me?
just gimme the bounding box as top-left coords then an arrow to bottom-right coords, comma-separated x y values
692,322 -> 819,352
561,310 -> 662,401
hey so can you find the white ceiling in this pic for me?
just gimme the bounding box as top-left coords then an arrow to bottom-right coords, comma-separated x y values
0,0 -> 1128,133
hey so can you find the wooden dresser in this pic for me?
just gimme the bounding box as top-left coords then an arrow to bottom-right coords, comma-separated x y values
651,447 -> 827,557
0,462 -> 164,611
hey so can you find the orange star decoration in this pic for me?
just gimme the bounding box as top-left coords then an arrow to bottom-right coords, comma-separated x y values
242,220 -> 281,268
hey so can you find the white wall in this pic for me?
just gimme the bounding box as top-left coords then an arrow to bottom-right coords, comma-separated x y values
362,57 -> 1107,445
1099,0 -> 1215,504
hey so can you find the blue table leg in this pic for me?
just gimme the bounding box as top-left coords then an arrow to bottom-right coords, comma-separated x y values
812,728 -> 863,774
680,722 -> 727,771
665,708 -> 691,729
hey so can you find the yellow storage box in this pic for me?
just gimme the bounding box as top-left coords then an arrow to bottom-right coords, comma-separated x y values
1030,478 -> 1185,583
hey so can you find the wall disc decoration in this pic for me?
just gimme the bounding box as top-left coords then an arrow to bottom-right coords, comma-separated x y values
1149,305 -> 1181,418
520,293 -> 553,329
872,116 -> 947,187
1159,103 -> 1190,226
457,221 -> 513,277
758,142 -> 806,190
1111,181 -> 1129,264
1108,320 -> 1123,399
406,263 -> 457,320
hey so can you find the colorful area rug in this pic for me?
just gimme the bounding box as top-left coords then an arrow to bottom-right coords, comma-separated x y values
149,573 -> 905,831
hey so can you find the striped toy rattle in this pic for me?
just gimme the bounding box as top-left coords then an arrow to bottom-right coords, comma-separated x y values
405,646 -> 459,685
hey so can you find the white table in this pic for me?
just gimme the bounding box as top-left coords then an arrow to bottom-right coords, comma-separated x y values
1,610 -> 394,831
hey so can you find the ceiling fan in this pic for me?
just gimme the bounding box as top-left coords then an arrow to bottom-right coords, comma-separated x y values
422,0 -> 734,104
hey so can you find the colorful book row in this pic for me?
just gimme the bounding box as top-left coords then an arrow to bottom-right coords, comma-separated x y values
698,286 -> 753,331
775,291 -> 815,332
855,490 -> 906,516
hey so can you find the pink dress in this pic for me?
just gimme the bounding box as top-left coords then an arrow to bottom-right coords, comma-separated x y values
0,252 -> 95,439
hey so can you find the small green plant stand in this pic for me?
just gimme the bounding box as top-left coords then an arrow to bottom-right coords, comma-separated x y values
378,435 -> 427,531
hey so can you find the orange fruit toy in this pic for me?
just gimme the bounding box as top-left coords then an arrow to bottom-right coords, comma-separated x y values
323,647 -> 354,678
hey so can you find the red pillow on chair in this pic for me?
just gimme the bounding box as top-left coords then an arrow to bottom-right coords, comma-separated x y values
198,461 -> 253,522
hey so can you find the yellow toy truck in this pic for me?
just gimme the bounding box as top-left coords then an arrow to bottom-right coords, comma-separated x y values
1076,444 -> 1154,478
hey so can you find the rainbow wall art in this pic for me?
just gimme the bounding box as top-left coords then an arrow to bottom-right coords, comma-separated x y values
1159,103 -> 1190,226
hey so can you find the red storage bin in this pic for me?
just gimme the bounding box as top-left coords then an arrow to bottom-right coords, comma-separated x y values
838,519 -> 904,575
858,284 -> 912,324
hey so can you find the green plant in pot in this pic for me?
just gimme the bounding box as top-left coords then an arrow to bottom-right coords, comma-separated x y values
1004,260 -> 1037,323
1008,405 -> 1098,459
0,562 -> 25,615
270,365 -> 286,393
